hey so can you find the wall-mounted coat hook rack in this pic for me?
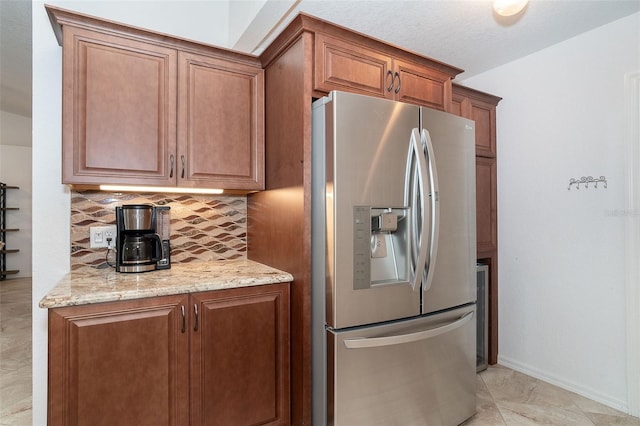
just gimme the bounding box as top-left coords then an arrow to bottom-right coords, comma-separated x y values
568,176 -> 607,190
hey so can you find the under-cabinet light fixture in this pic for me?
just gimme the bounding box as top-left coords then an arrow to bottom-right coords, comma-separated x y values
493,0 -> 528,16
99,185 -> 224,195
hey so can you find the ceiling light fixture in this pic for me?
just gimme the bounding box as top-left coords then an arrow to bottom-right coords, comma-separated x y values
493,0 -> 529,17
99,185 -> 224,195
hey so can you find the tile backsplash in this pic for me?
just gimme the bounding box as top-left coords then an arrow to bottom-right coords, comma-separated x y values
70,191 -> 246,270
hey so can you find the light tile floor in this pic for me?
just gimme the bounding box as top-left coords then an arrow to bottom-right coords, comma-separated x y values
0,277 -> 639,426
0,277 -> 32,426
465,363 -> 640,425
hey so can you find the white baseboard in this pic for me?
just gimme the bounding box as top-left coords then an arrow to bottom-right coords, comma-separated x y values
497,355 -> 630,414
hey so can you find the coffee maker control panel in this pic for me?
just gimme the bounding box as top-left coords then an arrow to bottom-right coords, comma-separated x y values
155,206 -> 171,270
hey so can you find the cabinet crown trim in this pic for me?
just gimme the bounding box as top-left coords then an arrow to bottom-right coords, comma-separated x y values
452,83 -> 502,105
260,12 -> 464,77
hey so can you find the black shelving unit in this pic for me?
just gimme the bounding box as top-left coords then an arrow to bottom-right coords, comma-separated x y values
1,182 -> 20,280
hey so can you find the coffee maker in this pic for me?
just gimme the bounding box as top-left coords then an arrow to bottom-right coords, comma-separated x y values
115,204 -> 171,273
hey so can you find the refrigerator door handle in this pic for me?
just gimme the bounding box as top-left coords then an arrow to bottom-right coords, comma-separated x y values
421,129 -> 440,293
406,128 -> 430,292
343,312 -> 473,349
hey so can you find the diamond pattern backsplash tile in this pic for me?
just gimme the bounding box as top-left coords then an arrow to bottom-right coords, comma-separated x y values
70,191 -> 246,270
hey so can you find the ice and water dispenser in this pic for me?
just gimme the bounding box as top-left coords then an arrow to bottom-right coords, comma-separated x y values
353,206 -> 410,289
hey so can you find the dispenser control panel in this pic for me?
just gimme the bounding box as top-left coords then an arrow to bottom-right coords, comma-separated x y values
353,206 -> 371,290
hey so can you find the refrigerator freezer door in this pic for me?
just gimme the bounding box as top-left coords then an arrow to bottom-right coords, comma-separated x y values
420,107 -> 477,314
322,91 -> 423,329
327,305 -> 476,426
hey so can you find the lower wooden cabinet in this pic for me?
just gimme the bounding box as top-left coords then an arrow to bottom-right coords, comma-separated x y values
190,286 -> 290,426
48,283 -> 290,426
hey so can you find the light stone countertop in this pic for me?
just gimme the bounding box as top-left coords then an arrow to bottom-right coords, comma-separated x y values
39,259 -> 293,309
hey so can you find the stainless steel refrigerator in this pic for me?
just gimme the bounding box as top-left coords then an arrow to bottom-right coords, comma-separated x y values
311,91 -> 477,425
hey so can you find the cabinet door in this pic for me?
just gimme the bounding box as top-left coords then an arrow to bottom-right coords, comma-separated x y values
450,91 -> 470,118
190,283 -> 290,426
61,26 -> 177,186
451,87 -> 498,158
314,32 -> 393,99
178,52 -> 264,190
469,98 -> 497,157
48,295 -> 190,426
476,156 -> 497,255
314,33 -> 452,110
394,59 -> 451,110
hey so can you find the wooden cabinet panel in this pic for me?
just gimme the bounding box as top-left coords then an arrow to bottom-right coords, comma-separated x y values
49,6 -> 265,191
470,100 -> 496,158
452,84 -> 500,365
394,59 -> 450,110
314,33 -> 450,110
62,26 -> 177,186
476,156 -> 497,255
314,32 -> 392,98
452,84 -> 500,255
48,284 -> 290,426
450,92 -> 468,118
178,52 -> 264,190
451,85 -> 499,158
191,284 -> 290,425
48,295 -> 190,426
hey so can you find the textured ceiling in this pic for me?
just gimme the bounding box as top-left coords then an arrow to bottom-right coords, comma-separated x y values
1,0 -> 639,123
258,0 -> 640,79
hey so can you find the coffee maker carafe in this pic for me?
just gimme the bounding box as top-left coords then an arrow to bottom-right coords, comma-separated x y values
115,204 -> 171,273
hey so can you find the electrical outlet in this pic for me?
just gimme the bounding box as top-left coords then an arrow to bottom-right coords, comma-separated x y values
90,225 -> 117,248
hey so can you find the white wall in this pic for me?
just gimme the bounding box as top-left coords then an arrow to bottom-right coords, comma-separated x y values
228,0 -> 266,48
462,12 -> 640,412
42,0 -> 230,47
228,0 -> 298,53
31,2 -> 233,423
0,110 -> 31,146
32,4 -> 69,423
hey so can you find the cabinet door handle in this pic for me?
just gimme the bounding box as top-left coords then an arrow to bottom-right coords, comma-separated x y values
170,154 -> 175,178
193,304 -> 199,331
181,305 -> 186,333
386,70 -> 394,92
394,71 -> 401,94
180,155 -> 185,179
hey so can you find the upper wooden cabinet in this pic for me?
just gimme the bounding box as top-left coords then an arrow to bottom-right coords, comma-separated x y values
59,26 -> 178,187
47,5 -> 264,191
314,33 -> 453,110
178,52 -> 264,190
452,84 -> 501,158
262,13 -> 463,111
